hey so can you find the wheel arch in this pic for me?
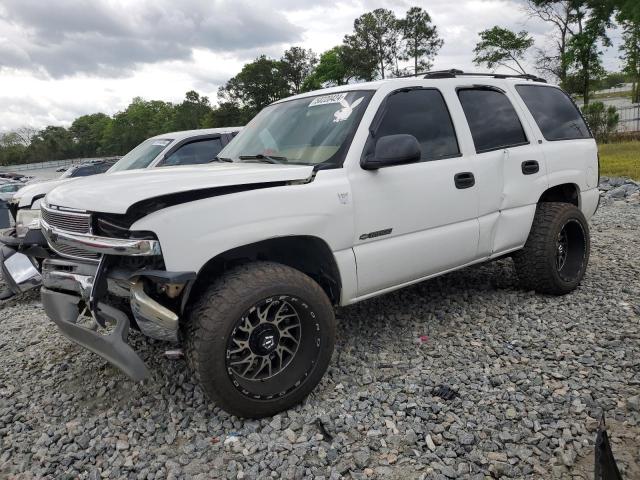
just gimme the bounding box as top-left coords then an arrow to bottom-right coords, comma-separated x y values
538,182 -> 580,208
188,235 -> 342,307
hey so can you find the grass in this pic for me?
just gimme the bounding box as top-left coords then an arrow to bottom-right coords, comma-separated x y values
598,141 -> 640,180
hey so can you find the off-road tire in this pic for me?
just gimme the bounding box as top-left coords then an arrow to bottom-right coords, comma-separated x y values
513,202 -> 590,295
185,261 -> 335,418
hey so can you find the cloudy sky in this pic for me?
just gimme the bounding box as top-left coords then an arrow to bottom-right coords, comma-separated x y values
0,0 -> 623,132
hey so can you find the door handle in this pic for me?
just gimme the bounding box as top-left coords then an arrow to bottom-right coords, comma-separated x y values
454,172 -> 475,189
521,160 -> 539,175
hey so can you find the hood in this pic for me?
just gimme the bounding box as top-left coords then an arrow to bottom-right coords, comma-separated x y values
46,163 -> 314,214
14,178 -> 78,208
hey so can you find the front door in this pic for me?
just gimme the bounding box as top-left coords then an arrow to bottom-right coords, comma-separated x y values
348,87 -> 479,298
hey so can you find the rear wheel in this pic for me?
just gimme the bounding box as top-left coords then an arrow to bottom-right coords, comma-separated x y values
513,202 -> 590,295
186,262 -> 335,418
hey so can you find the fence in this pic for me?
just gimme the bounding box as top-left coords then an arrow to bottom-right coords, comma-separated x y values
615,104 -> 640,133
0,157 -> 120,173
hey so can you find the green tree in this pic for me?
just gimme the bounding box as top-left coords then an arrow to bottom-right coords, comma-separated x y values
172,91 -> 214,131
102,98 -> 175,154
581,101 -> 619,142
28,126 -> 75,161
218,55 -> 290,115
618,16 -> 640,102
70,113 -> 111,157
302,45 -> 376,90
0,131 -> 28,165
280,47 -> 318,94
347,8 -> 402,79
566,6 -> 610,104
201,102 -> 249,128
473,26 -> 534,74
398,7 -> 443,75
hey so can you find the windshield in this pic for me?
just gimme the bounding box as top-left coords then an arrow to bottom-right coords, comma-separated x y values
108,138 -> 172,172
220,90 -> 373,167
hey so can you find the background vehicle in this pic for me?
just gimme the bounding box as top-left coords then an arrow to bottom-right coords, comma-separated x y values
0,127 -> 241,298
0,182 -> 24,202
59,160 -> 116,178
36,72 -> 598,418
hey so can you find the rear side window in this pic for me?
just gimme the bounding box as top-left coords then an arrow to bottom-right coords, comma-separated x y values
162,138 -> 224,166
515,85 -> 591,140
458,88 -> 528,153
375,88 -> 460,161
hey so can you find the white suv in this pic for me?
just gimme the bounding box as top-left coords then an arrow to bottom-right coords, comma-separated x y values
38,71 -> 599,418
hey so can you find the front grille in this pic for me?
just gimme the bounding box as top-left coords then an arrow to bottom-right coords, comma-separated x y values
42,207 -> 91,234
51,243 -> 100,261
42,206 -> 98,261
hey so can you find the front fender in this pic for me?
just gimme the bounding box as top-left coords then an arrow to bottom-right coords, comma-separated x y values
130,170 -> 354,273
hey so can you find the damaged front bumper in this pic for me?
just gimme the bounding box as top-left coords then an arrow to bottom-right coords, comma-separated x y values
41,287 -> 150,381
41,252 -> 195,381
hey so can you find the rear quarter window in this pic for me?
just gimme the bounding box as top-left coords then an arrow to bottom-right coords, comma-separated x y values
515,85 -> 591,141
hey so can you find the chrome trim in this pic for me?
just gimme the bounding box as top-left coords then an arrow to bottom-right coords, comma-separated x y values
44,203 -> 89,214
41,218 -> 161,257
130,281 -> 179,342
3,252 -> 42,292
42,204 -> 91,217
46,271 -> 94,300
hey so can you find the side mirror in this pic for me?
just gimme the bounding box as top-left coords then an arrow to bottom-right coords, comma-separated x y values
362,134 -> 422,170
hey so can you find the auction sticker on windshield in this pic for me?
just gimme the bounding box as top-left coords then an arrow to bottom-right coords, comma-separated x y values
309,93 -> 348,107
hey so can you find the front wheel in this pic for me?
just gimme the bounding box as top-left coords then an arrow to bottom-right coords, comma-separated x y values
513,202 -> 590,295
185,262 -> 335,418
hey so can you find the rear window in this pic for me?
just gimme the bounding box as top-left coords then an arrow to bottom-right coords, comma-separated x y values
458,88 -> 528,153
515,85 -> 591,141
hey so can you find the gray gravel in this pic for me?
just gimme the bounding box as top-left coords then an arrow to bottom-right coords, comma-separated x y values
1,202 -> 639,479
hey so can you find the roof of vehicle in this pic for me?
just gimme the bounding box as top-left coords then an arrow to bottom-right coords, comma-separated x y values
147,127 -> 243,142
273,70 -> 554,104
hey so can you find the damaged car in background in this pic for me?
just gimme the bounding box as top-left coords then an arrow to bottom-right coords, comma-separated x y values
0,127 -> 241,299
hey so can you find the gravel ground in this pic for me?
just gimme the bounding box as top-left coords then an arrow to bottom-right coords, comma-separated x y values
1,203 -> 639,480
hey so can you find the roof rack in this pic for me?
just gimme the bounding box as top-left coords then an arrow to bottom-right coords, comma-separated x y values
420,69 -> 547,83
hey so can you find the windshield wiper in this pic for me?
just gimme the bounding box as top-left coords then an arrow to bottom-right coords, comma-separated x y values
209,156 -> 233,163
238,154 -> 287,164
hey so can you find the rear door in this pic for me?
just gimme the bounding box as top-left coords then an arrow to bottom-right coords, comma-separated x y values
513,84 -> 596,193
456,86 -> 548,257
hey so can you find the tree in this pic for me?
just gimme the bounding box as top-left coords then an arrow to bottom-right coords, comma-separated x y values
172,91 -> 213,131
102,97 -> 175,154
280,47 -> 318,95
348,8 -> 402,79
218,55 -> 290,115
27,126 -> 75,161
566,6 -> 610,104
526,1 -> 576,86
530,0 -> 613,103
398,7 -> 443,75
302,45 -> 376,89
473,26 -> 534,74
201,102 -> 248,128
618,15 -> 640,103
581,101 -> 619,142
70,113 -> 111,157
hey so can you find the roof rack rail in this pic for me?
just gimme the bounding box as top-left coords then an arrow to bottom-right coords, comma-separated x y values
420,69 -> 547,83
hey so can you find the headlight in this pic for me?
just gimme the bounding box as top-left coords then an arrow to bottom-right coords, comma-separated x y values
15,209 -> 41,238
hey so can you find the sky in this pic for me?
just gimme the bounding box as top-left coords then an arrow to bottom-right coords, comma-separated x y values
0,0 -> 624,133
